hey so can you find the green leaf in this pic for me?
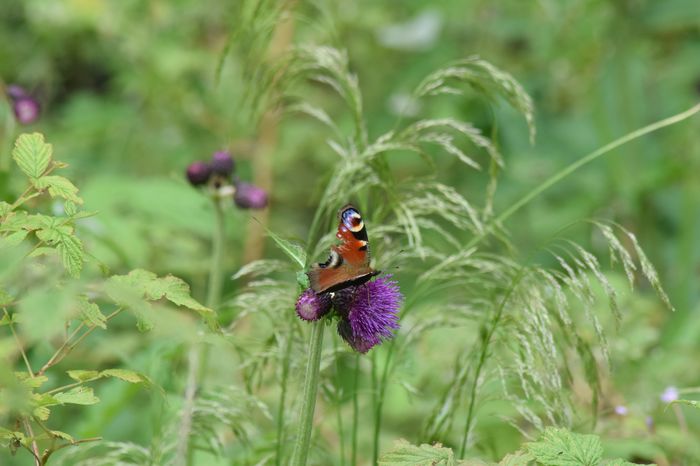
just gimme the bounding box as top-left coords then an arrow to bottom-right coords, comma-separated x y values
31,393 -> 59,420
15,373 -> 49,389
54,386 -> 100,405
12,133 -> 52,178
32,175 -> 83,204
0,289 -> 15,307
379,439 -> 455,466
526,428 -> 602,466
499,451 -> 534,466
672,399 -> 700,409
604,460 -> 639,466
266,228 -> 306,268
66,370 -> 100,382
0,230 -> 28,249
64,200 -> 78,216
100,369 -> 150,385
57,232 -> 84,277
0,201 -> 12,217
50,430 -> 75,442
78,297 -> 106,329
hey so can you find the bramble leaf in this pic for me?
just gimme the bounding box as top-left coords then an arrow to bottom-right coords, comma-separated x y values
378,439 -> 455,466
0,201 -> 11,217
525,428 -> 602,466
499,451 -> 534,466
12,133 -> 52,178
672,399 -> 700,409
78,297 -> 106,329
0,230 -> 28,249
54,387 -> 100,405
100,369 -> 151,385
67,370 -> 100,382
33,175 -> 83,204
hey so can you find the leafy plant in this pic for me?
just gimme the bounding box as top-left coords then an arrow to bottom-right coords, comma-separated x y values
0,133 -> 214,465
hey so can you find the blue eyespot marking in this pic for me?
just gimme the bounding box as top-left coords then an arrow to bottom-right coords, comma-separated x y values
342,207 -> 361,229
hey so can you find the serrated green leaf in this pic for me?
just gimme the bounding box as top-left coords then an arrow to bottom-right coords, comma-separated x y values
526,428 -> 602,466
0,230 -> 28,249
101,369 -> 150,385
379,439 -> 455,466
0,201 -> 12,217
28,247 -> 56,258
146,275 -> 214,316
33,175 -> 83,204
66,370 -> 101,382
78,297 -> 106,329
12,133 -> 52,178
54,386 -> 100,405
0,289 -> 15,307
31,393 -> 60,420
57,233 -> 84,277
499,451 -> 534,466
604,460 -> 640,466
64,200 -> 78,216
0,427 -> 25,442
266,228 -> 306,269
15,373 -> 49,389
50,430 -> 74,442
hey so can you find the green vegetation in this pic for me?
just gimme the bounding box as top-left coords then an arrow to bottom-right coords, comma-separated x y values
1,1 -> 699,465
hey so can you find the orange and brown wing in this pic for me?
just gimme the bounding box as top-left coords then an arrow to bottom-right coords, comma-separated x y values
307,205 -> 379,293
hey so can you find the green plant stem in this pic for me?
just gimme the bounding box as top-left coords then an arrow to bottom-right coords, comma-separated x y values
371,351 -> 379,465
466,102 -> 700,251
275,312 -> 295,466
458,270 -> 526,458
180,198 -> 226,466
351,354 -> 359,466
291,320 -> 325,466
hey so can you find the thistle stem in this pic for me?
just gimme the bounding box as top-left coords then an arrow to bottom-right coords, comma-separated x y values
351,354 -> 359,466
291,320 -> 325,466
275,312 -> 295,465
179,198 -> 226,466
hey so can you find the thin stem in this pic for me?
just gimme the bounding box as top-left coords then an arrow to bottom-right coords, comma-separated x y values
206,198 -> 225,310
458,270 -> 526,458
290,320 -> 325,466
22,418 -> 41,466
5,309 -> 34,375
351,354 -> 359,466
466,102 -> 700,251
181,197 -> 226,466
373,342 -> 395,465
334,343 -> 346,466
370,351 -> 379,465
275,313 -> 295,466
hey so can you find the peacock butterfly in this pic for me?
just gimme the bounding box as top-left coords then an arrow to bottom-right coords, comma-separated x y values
307,204 -> 380,294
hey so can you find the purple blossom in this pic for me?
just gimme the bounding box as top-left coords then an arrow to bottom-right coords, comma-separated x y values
234,182 -> 268,209
186,161 -> 212,186
614,405 -> 628,416
333,275 -> 402,353
13,97 -> 41,125
6,84 -> 28,100
210,151 -> 235,176
660,386 -> 679,403
296,288 -> 331,321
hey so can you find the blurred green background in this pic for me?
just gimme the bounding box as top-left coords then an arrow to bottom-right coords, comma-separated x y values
1,0 -> 699,464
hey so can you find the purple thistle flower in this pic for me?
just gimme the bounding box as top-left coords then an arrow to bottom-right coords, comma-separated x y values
296,288 -> 332,321
334,275 -> 402,353
12,96 -> 41,125
210,150 -> 235,176
186,161 -> 212,186
614,405 -> 628,416
6,84 -> 28,101
234,182 -> 268,209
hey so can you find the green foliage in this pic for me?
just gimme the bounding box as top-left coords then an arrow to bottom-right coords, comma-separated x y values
379,439 -> 456,466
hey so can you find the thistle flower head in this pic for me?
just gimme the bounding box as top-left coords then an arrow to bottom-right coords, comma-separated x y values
186,161 -> 212,186
296,288 -> 332,321
334,275 -> 402,353
13,97 -> 41,125
234,182 -> 268,209
210,150 -> 235,176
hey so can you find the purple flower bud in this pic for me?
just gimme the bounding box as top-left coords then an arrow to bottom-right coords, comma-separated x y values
186,161 -> 212,186
334,275 -> 402,353
234,182 -> 268,209
6,84 -> 28,101
296,288 -> 331,321
13,97 -> 40,125
210,151 -> 235,176
660,386 -> 679,403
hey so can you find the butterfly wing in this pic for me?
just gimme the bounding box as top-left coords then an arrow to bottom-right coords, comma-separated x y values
307,205 -> 379,293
